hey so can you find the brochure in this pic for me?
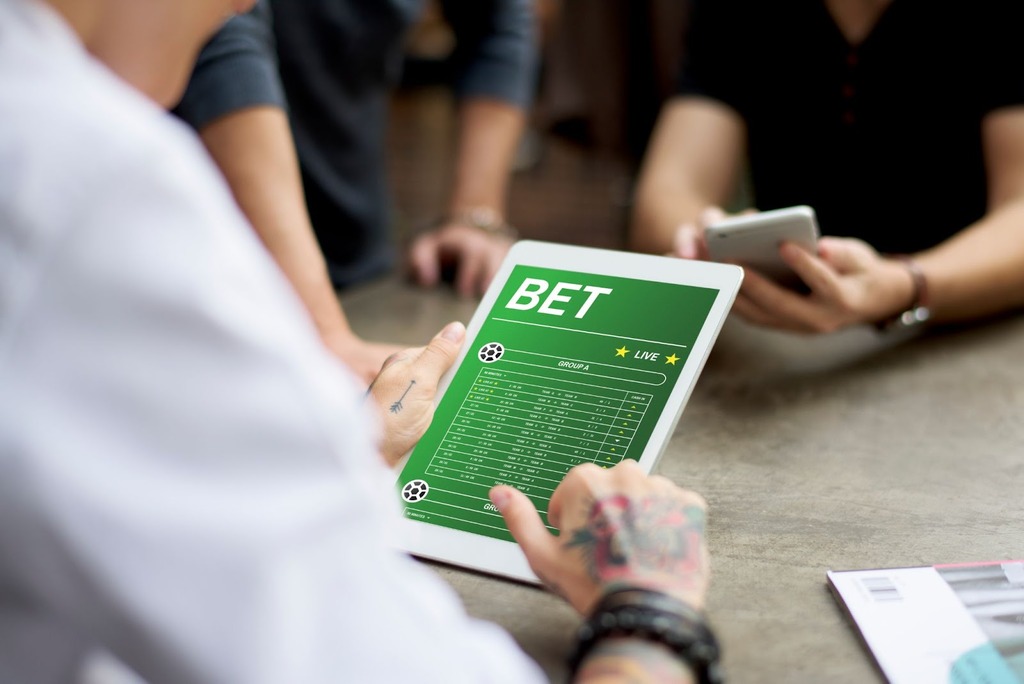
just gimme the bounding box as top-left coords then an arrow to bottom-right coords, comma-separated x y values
828,561 -> 1024,683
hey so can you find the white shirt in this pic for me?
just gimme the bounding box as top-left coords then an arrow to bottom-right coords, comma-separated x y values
0,2 -> 545,682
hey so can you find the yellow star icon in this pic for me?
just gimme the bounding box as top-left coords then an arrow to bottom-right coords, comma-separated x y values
665,353 -> 680,365
615,345 -> 629,357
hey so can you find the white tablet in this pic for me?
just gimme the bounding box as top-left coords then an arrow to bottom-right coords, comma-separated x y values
395,241 -> 742,583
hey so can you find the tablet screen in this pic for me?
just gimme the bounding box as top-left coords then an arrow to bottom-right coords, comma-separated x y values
397,265 -> 719,542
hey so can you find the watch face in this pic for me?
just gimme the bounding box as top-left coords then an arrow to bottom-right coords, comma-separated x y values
877,305 -> 931,335
899,306 -> 931,327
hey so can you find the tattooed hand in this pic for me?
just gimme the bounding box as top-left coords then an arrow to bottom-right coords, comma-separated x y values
490,460 -> 709,616
367,321 -> 465,467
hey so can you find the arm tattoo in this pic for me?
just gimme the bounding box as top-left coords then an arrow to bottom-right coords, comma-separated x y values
575,638 -> 695,684
564,495 -> 706,586
389,380 -> 416,413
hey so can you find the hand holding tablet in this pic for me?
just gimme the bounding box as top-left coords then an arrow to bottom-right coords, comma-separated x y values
394,241 -> 742,582
366,321 -> 466,467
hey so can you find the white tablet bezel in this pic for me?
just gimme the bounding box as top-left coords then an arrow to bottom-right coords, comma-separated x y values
395,240 -> 743,583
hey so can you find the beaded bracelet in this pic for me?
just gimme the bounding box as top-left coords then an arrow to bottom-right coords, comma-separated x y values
567,587 -> 723,683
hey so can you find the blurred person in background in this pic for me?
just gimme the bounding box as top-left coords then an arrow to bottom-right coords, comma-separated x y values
0,2 -> 720,683
175,1 -> 536,382
533,0 -> 688,166
632,0 -> 1024,336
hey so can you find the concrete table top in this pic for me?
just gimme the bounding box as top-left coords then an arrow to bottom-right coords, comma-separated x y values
342,276 -> 1024,683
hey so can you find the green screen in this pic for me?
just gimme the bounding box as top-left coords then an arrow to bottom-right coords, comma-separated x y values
397,265 -> 718,541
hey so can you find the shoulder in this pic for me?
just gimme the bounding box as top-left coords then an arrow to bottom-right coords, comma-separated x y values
0,19 -> 258,348
2,48 -> 214,193
0,28 -> 232,256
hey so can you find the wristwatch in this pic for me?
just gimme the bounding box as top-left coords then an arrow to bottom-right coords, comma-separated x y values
440,206 -> 519,240
876,255 -> 930,333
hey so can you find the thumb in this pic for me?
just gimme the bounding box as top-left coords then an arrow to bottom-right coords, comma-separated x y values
415,321 -> 465,380
490,485 -> 557,568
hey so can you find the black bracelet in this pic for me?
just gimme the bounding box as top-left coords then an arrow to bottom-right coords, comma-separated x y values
567,587 -> 723,683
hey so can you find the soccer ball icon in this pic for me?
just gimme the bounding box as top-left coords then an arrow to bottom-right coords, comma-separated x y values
478,342 -> 504,364
402,479 -> 430,503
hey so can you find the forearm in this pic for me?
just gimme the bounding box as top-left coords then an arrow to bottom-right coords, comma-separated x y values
919,108 -> 1024,323
631,174 -> 714,255
447,98 -> 525,216
575,639 -> 696,684
198,106 -> 354,342
916,197 -> 1024,322
630,98 -> 746,254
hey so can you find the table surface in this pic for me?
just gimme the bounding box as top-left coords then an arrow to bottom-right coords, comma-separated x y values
341,276 -> 1024,684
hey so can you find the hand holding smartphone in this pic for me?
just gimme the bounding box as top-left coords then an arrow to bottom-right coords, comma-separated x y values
705,205 -> 820,288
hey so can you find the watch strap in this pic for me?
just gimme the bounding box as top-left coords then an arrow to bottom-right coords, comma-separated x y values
876,255 -> 931,332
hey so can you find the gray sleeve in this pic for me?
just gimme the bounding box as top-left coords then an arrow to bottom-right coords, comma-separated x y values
439,0 -> 538,109
173,1 -> 286,131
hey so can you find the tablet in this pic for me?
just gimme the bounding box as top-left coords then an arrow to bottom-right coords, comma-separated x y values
395,241 -> 742,583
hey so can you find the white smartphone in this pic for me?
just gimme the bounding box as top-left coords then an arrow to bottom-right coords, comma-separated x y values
705,205 -> 820,287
